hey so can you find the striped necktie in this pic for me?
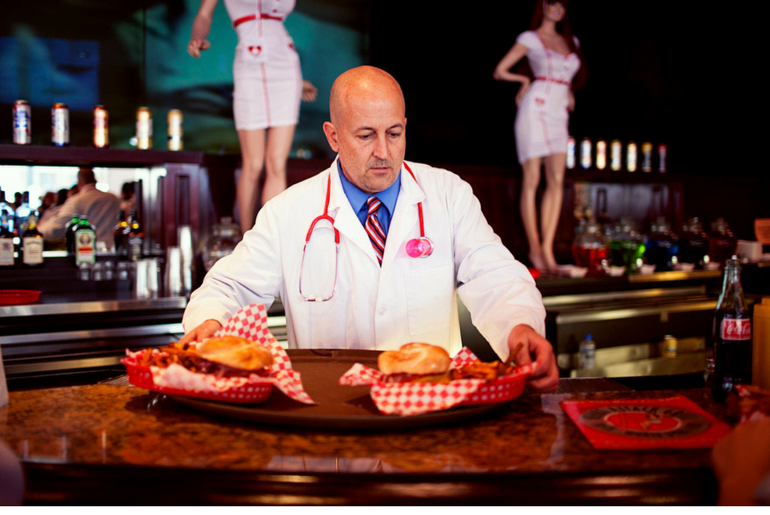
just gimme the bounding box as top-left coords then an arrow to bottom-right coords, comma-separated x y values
365,196 -> 386,265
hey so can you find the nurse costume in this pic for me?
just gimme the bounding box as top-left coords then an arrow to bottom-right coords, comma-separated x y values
513,30 -> 581,164
224,0 -> 303,130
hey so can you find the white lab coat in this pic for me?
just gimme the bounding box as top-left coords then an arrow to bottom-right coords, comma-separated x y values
183,159 -> 545,360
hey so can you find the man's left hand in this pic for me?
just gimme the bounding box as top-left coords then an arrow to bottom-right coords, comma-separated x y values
507,324 -> 559,393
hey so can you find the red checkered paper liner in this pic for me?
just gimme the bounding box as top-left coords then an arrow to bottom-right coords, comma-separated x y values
122,304 -> 314,405
339,347 -> 535,416
560,395 -> 731,450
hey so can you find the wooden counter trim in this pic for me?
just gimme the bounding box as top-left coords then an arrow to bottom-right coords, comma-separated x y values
21,462 -> 717,506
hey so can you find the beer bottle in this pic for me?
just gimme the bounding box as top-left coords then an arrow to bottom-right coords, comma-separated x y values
712,256 -> 752,402
21,210 -> 44,268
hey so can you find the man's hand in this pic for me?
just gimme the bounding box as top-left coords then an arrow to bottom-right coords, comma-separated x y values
712,418 -> 770,505
178,319 -> 222,346
507,324 -> 558,393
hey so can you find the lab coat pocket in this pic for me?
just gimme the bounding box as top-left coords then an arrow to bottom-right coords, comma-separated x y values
405,264 -> 454,335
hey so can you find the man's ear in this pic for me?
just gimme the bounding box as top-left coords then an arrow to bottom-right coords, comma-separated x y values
322,121 -> 339,153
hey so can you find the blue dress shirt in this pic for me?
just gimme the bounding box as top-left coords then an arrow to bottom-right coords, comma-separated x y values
337,161 -> 400,236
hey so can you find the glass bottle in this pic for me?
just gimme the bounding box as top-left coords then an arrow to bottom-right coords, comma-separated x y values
608,217 -> 646,273
571,217 -> 608,275
712,257 -> 752,402
644,217 -> 679,272
709,218 -> 738,266
65,215 -> 81,255
74,216 -> 97,266
203,217 -> 242,271
21,210 -> 44,268
0,210 -> 15,267
678,217 -> 710,268
14,191 -> 31,237
127,210 -> 144,262
114,210 -> 128,259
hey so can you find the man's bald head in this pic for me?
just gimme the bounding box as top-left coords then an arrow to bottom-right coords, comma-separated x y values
323,66 -> 408,194
328,66 -> 405,126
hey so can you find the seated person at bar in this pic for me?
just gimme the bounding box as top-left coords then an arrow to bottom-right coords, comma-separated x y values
38,167 -> 120,250
181,66 -> 558,392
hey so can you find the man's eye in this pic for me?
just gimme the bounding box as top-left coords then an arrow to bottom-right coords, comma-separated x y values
388,132 -> 402,138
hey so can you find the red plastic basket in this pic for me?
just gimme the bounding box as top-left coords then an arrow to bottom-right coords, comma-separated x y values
0,289 -> 41,306
122,358 -> 274,404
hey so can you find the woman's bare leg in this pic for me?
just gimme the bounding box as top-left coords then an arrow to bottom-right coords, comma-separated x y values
520,157 -> 546,269
237,129 -> 267,233
262,125 -> 296,204
541,152 -> 567,271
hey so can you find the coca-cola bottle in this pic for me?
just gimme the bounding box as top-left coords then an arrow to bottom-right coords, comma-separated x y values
712,256 -> 752,402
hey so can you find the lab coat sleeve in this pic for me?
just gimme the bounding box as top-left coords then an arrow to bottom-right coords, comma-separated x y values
182,198 -> 285,331
449,174 -> 546,361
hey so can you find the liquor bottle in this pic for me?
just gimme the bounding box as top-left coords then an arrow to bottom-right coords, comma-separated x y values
65,215 -> 81,255
608,217 -> 646,273
644,217 -> 679,272
114,210 -> 128,258
14,191 -> 31,237
127,210 -> 144,261
709,218 -> 738,265
0,190 -> 14,235
712,257 -> 752,402
74,216 -> 97,266
678,217 -> 710,268
21,210 -> 44,268
0,210 -> 15,267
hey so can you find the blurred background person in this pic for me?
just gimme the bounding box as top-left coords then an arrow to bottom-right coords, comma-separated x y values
38,168 -> 120,249
188,0 -> 318,234
493,0 -> 586,271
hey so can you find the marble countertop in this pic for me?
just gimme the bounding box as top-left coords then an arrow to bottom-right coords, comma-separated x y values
0,373 -> 731,505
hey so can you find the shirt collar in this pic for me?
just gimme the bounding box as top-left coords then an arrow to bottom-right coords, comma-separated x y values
337,160 -> 400,216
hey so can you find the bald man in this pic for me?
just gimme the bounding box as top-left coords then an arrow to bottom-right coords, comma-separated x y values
182,66 -> 558,392
38,168 -> 120,249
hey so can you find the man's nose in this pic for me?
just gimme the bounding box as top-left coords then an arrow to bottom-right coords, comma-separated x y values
373,135 -> 389,159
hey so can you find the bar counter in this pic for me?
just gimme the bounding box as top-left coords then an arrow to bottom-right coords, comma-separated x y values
0,369 -> 729,506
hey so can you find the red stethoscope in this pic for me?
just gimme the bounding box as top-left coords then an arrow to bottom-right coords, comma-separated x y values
299,162 -> 433,302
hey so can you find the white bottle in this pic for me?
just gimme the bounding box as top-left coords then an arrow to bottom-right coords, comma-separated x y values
578,334 -> 596,370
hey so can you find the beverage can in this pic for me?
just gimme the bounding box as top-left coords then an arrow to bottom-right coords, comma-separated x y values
167,109 -> 183,151
580,137 -> 592,169
596,140 -> 607,170
136,107 -> 152,149
13,100 -> 32,145
626,142 -> 638,172
93,105 -> 109,148
641,142 -> 653,172
566,136 -> 576,169
662,335 -> 678,358
51,103 -> 69,146
657,143 -> 667,173
610,140 -> 622,171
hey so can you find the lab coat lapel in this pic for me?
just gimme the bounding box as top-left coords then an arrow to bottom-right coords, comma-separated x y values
381,163 -> 425,267
326,164 -> 379,263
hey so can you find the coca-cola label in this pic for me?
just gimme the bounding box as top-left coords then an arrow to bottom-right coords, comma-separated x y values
720,318 -> 751,341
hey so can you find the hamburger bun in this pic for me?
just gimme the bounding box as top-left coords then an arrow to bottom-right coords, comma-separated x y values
196,335 -> 273,372
378,343 -> 451,376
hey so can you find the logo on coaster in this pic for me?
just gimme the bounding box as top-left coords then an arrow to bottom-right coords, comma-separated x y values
578,406 -> 711,439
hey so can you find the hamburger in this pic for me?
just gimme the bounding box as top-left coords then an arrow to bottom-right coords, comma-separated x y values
138,335 -> 274,378
378,343 -> 452,383
378,342 -> 521,384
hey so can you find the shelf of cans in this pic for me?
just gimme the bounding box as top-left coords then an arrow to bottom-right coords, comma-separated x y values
567,137 -> 667,173
12,101 -> 184,151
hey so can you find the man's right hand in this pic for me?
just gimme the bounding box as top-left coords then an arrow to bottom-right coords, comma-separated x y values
178,319 -> 222,346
